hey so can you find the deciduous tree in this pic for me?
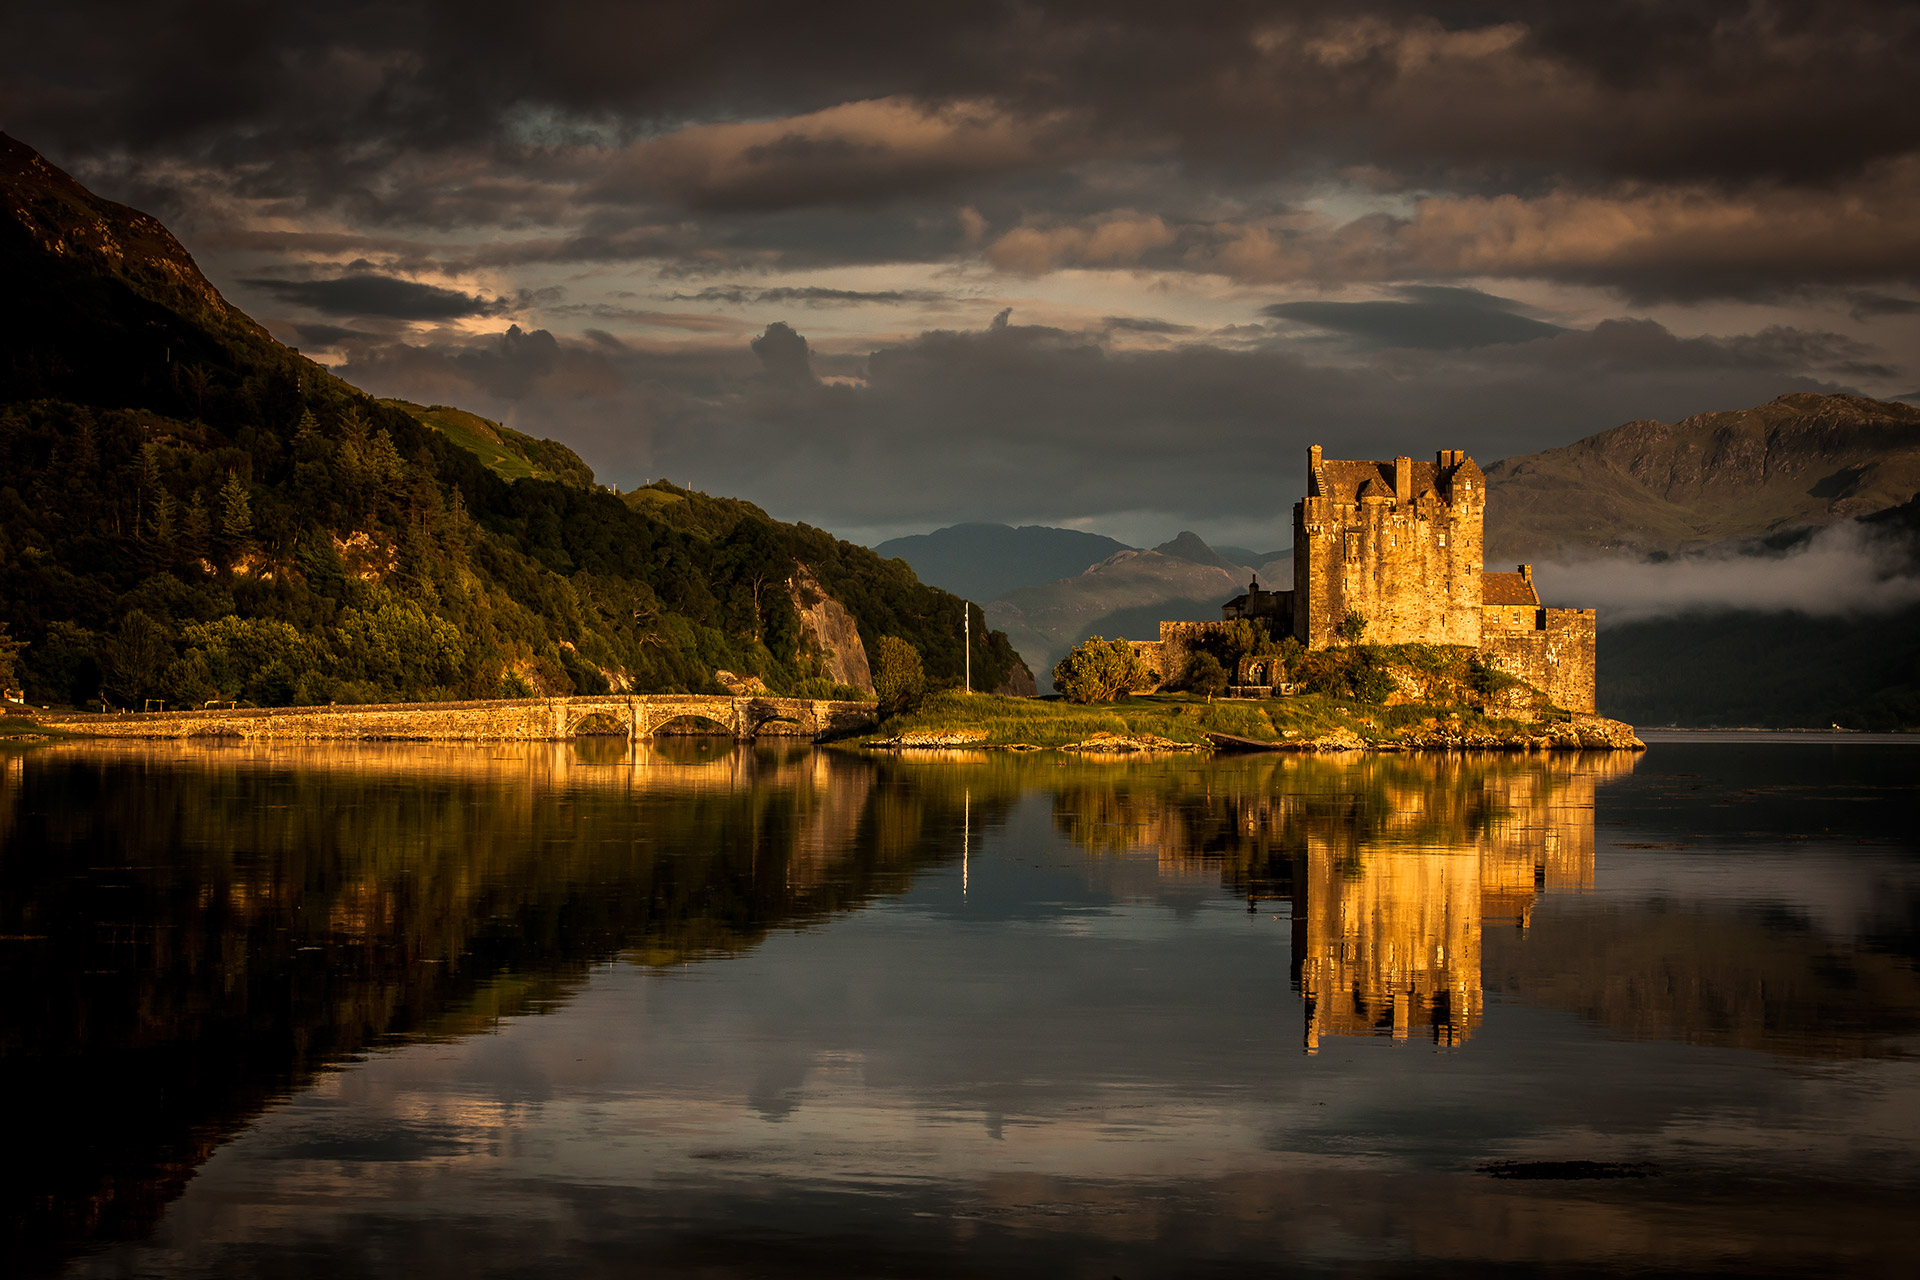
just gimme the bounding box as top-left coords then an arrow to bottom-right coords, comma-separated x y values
874,635 -> 925,715
1052,636 -> 1149,704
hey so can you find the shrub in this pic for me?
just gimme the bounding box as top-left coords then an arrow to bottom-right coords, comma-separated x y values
1336,610 -> 1367,643
791,676 -> 877,701
1052,636 -> 1150,704
1294,644 -> 1395,704
1349,648 -> 1397,704
1178,651 -> 1229,697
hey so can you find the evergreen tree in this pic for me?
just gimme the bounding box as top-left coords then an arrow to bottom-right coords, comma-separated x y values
219,469 -> 253,546
148,486 -> 176,546
0,621 -> 24,694
182,490 -> 211,555
137,440 -> 163,530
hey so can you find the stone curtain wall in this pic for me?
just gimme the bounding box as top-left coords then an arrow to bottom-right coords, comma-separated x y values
1477,609 -> 1597,714
33,695 -> 879,742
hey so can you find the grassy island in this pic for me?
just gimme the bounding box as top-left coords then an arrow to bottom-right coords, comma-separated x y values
854,643 -> 1643,752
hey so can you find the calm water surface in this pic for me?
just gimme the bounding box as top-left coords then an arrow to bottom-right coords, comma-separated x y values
2,738 -> 1916,1277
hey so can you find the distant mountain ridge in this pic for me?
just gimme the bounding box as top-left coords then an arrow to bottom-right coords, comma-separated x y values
987,535 -> 1288,678
1483,392 -> 1920,559
874,522 -> 1134,601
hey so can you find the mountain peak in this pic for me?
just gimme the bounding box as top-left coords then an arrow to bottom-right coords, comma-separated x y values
875,523 -> 1134,601
1,132 -> 246,331
1152,531 -> 1237,571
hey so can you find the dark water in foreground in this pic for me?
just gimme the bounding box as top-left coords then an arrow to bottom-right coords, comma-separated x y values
2,739 -> 1916,1277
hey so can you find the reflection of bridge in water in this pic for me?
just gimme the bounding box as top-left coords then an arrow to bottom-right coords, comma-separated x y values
31,693 -> 879,742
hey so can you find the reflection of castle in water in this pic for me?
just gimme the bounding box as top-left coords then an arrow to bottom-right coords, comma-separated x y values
1297,761 -> 1610,1050
1051,754 -> 1632,1049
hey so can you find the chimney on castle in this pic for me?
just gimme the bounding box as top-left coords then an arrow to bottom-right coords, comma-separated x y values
1520,564 -> 1533,583
1393,455 -> 1412,503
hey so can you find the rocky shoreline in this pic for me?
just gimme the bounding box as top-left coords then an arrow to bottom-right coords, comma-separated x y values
864,714 -> 1644,754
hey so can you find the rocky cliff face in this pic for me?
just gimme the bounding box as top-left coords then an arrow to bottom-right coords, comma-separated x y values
790,567 -> 874,692
992,663 -> 1038,697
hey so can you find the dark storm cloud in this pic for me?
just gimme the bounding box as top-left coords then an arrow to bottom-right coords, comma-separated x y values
1264,288 -> 1561,349
12,3 -> 1920,189
1847,291 -> 1920,321
1102,317 -> 1197,335
333,312 -> 1865,537
749,321 -> 817,384
669,285 -> 957,307
10,4 -> 1920,294
244,273 -> 508,320
291,321 -> 379,347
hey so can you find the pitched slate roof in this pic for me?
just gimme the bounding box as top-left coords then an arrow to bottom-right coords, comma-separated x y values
1312,458 -> 1442,503
1482,572 -> 1540,606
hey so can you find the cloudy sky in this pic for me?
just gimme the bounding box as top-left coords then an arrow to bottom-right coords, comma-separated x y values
7,1 -> 1919,547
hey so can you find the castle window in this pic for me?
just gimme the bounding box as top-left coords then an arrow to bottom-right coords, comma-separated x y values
1438,533 -> 1447,547
1343,532 -> 1361,562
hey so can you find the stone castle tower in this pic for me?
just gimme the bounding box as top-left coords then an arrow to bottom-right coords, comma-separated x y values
1292,445 -> 1486,648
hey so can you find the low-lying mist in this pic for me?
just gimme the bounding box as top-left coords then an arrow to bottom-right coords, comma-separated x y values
1535,520 -> 1920,623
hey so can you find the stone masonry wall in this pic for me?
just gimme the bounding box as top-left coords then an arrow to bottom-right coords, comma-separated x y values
1477,609 -> 1597,714
32,695 -> 879,742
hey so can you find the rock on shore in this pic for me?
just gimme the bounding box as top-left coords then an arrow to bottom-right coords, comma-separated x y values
1061,732 -> 1208,753
1389,714 -> 1645,751
868,729 -> 990,749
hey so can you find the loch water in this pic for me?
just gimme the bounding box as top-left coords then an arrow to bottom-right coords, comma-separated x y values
2,737 -> 1916,1278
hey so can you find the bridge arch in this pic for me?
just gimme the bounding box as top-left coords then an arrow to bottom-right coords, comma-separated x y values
567,709 -> 632,737
634,701 -> 742,739
648,713 -> 738,737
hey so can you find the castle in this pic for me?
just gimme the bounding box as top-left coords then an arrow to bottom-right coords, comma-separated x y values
1138,445 -> 1596,713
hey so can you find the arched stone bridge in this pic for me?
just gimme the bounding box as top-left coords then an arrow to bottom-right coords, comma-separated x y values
29,694 -> 880,743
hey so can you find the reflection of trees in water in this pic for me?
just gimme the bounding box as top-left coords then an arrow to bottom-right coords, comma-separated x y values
0,741 -> 976,1269
1046,753 -> 1632,1049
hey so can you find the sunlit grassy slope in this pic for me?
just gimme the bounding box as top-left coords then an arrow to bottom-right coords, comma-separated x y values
856,689 -> 1546,749
382,400 -> 595,488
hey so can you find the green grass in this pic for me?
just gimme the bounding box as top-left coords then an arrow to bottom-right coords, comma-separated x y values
383,400 -> 536,481
854,688 -> 1539,749
0,714 -> 69,741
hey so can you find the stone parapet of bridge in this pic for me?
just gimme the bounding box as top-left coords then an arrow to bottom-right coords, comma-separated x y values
29,694 -> 879,743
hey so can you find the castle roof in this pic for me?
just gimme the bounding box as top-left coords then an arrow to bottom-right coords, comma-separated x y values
1482,572 -> 1540,606
1311,457 -> 1440,503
